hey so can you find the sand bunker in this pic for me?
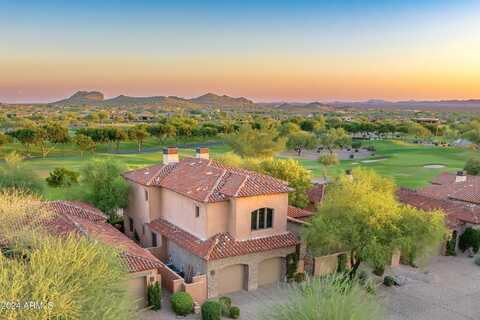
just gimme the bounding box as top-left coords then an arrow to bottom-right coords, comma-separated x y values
423,164 -> 445,169
361,158 -> 387,163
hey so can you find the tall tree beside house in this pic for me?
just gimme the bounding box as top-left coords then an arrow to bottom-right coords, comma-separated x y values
303,168 -> 447,277
287,131 -> 318,156
0,132 -> 11,150
128,125 -> 150,152
226,125 -> 286,158
318,128 -> 351,155
213,154 -> 312,208
78,159 -> 129,220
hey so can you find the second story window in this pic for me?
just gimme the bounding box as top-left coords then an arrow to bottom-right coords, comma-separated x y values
251,208 -> 274,230
195,205 -> 200,218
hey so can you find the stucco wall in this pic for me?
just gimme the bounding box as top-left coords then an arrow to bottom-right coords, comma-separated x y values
206,201 -> 229,237
125,182 -> 151,244
160,188 -> 208,239
230,193 -> 289,241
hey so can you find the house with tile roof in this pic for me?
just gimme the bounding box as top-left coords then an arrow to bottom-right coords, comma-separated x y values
122,147 -> 299,298
44,201 -> 163,309
397,171 -> 480,253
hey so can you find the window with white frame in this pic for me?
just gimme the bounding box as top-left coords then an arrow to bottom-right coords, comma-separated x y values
251,208 -> 274,230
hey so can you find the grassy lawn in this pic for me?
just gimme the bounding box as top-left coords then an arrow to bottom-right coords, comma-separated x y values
289,140 -> 476,189
5,138 -> 475,200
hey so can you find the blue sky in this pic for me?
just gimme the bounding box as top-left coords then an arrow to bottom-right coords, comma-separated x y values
1,1 -> 479,102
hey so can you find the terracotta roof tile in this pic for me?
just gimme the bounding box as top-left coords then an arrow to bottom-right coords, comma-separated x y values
420,173 -> 480,205
46,201 -> 162,273
397,188 -> 480,229
122,157 -> 292,202
148,218 -> 298,261
287,206 -> 315,220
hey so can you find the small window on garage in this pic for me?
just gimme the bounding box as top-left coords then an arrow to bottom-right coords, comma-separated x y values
152,232 -> 157,247
195,205 -> 200,218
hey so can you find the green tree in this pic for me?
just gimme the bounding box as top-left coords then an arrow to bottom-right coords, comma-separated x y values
128,125 -> 150,152
74,134 -> 96,158
0,152 -> 44,195
287,131 -> 317,156
226,125 -> 286,157
318,128 -> 351,155
304,169 -> 446,277
78,159 -> 129,220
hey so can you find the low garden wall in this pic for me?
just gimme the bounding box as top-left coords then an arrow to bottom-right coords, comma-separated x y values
184,274 -> 207,304
157,264 -> 183,293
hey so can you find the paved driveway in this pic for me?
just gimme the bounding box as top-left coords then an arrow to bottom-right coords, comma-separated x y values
141,256 -> 479,320
383,255 -> 479,320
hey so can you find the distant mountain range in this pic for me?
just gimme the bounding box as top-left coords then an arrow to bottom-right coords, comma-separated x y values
51,91 -> 255,110
5,90 -> 480,112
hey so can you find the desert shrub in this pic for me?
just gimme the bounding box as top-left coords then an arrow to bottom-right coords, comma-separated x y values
147,281 -> 162,310
318,154 -> 339,166
218,296 -> 232,315
201,300 -> 222,320
459,228 -> 480,253
349,154 -> 354,159
46,167 -> 79,187
383,276 -> 395,287
229,306 -> 240,319
465,157 -> 480,175
351,141 -> 362,149
294,272 -> 306,283
261,274 -> 383,320
171,292 -> 193,316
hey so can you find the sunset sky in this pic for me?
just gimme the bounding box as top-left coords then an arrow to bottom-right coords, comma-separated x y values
1,0 -> 480,103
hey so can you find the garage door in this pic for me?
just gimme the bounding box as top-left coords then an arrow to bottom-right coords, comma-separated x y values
128,276 -> 147,308
217,264 -> 246,295
258,257 -> 282,287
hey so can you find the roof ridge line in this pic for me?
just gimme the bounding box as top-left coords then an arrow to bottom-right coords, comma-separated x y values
204,168 -> 228,202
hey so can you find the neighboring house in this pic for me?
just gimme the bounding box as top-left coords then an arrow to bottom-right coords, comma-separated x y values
122,147 -> 299,298
45,201 -> 163,309
398,171 -> 480,252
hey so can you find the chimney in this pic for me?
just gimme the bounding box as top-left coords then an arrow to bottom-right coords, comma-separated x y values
163,147 -> 179,165
345,169 -> 353,181
455,171 -> 467,183
195,147 -> 209,160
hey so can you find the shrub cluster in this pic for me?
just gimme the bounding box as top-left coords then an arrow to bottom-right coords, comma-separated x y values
46,167 -> 79,187
383,276 -> 395,287
459,228 -> 480,253
202,296 -> 240,320
171,292 -> 193,316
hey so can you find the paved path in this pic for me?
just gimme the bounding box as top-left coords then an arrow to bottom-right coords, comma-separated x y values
141,256 -> 480,320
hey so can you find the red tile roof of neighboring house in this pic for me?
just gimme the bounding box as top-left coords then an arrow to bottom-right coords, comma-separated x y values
123,158 -> 292,203
397,188 -> 480,229
287,206 -> 315,221
46,201 -> 162,273
148,218 -> 298,261
419,173 -> 480,205
305,183 -> 327,212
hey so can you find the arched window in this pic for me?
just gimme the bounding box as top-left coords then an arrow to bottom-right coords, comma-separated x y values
251,208 -> 274,230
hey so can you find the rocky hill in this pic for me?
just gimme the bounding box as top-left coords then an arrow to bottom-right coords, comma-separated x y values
190,93 -> 254,108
